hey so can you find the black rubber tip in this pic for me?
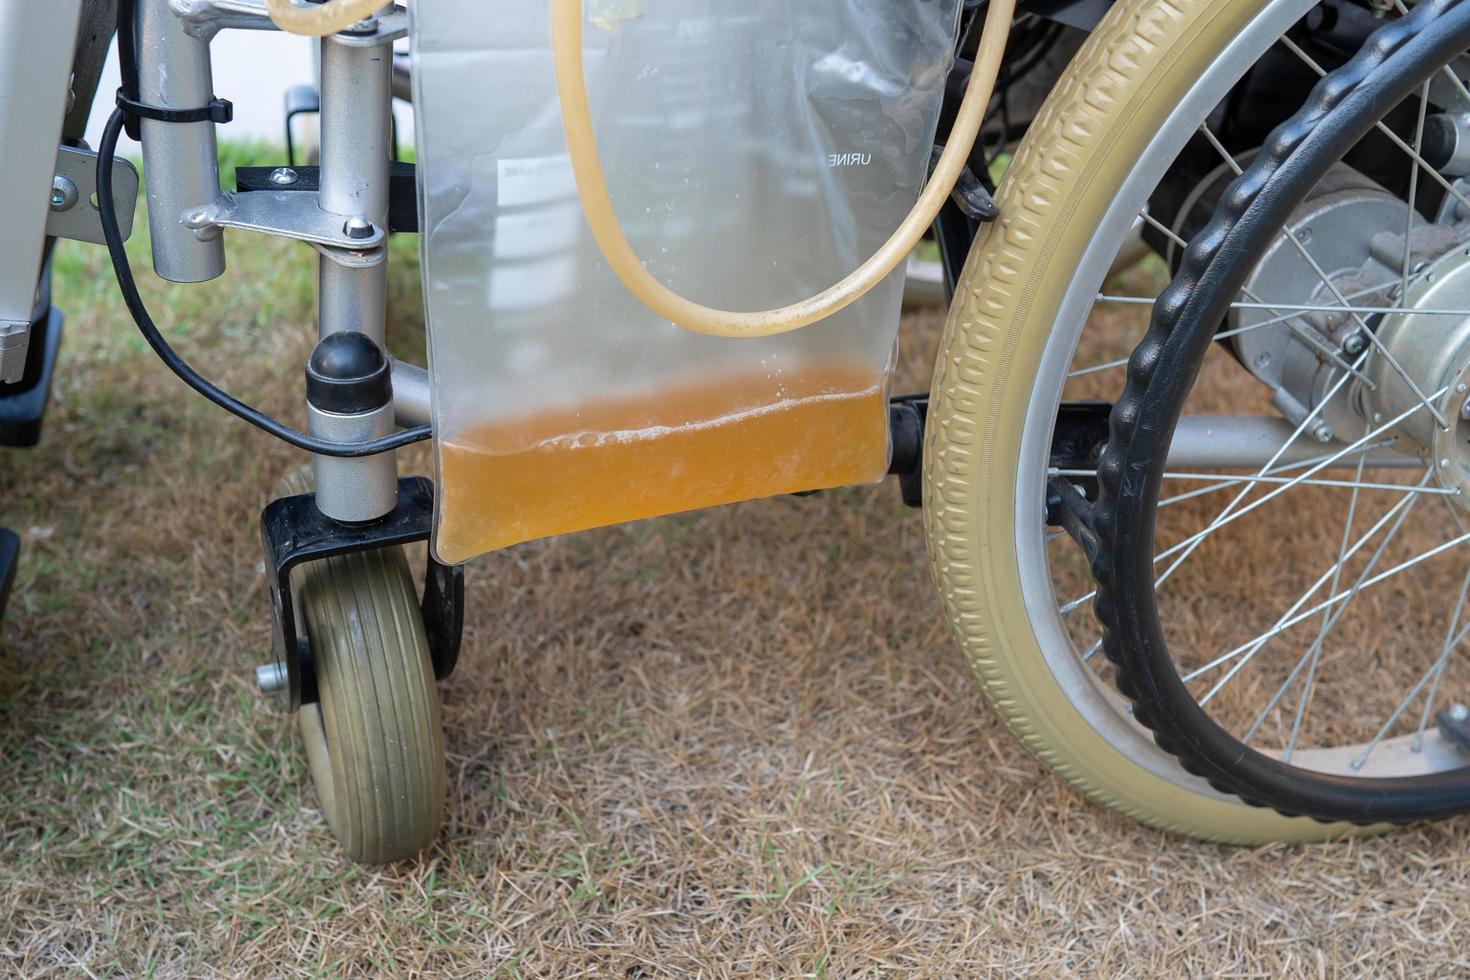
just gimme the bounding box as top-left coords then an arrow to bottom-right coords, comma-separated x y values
306,331 -> 391,415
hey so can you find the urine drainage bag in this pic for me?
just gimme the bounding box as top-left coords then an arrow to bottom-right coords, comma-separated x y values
413,0 -> 963,563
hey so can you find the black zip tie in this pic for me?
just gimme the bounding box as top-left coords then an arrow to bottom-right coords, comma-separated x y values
116,88 -> 234,126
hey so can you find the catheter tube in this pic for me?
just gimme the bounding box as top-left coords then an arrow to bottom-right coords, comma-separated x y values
550,0 -> 1017,338
265,0 -> 384,36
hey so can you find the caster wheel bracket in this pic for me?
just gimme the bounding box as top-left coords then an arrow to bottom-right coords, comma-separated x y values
260,475 -> 464,709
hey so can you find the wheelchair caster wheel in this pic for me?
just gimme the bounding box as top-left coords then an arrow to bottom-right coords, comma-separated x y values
275,467 -> 446,864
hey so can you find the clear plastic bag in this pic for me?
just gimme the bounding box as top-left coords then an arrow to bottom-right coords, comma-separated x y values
412,0 -> 962,562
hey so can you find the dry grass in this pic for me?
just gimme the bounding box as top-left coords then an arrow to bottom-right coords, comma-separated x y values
4,177 -> 1470,976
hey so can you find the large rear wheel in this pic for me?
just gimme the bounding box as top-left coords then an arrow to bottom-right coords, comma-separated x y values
925,0 -> 1349,841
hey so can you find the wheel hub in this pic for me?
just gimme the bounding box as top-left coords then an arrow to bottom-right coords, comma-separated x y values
1366,244 -> 1470,501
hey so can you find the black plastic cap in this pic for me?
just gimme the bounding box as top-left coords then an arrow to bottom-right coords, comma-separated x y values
306,331 -> 391,415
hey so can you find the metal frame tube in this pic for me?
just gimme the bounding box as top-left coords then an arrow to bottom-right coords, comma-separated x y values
0,0 -> 83,380
317,29 -> 391,346
391,359 -> 431,428
313,18 -> 397,520
1166,416 -> 1418,470
137,0 -> 226,282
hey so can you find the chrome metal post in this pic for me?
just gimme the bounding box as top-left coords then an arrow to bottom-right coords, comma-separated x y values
313,15 -> 397,521
137,0 -> 226,282
317,27 -> 392,346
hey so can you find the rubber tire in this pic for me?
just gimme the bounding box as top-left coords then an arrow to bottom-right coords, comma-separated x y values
923,0 -> 1350,843
277,466 -> 447,864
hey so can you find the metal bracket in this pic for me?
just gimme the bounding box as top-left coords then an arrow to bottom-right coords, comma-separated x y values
236,162 -> 419,233
193,190 -> 386,250
1050,401 -> 1112,471
887,395 -> 928,508
260,476 -> 464,710
46,145 -> 139,246
330,6 -> 409,46
170,0 -> 406,42
1045,477 -> 1100,565
171,0 -> 274,38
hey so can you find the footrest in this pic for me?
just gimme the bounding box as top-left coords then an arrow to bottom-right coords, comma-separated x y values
259,476 -> 463,708
0,307 -> 62,448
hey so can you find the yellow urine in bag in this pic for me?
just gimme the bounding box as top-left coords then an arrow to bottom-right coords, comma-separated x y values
435,361 -> 890,561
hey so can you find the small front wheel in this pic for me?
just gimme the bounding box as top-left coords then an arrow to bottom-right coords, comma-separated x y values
277,467 -> 446,864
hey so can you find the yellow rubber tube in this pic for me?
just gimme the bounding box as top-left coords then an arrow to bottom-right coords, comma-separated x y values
265,0 -> 386,37
551,0 -> 1017,338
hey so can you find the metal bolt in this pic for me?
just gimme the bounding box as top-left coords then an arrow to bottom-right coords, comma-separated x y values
1296,227 -> 1314,245
268,167 -> 299,186
255,662 -> 287,695
49,175 -> 78,212
343,216 -> 375,240
1254,352 -> 1272,371
1462,395 -> 1470,420
1342,333 -> 1368,356
1451,703 -> 1470,722
1442,458 -> 1453,470
1311,421 -> 1333,444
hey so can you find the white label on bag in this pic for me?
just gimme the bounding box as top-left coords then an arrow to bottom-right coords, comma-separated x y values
497,155 -> 576,207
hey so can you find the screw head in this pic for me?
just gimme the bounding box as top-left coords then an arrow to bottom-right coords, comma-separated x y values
1296,227 -> 1314,245
49,175 -> 78,212
1342,333 -> 1368,356
268,167 -> 299,186
343,216 -> 375,240
1311,421 -> 1334,444
1254,352 -> 1272,371
1462,395 -> 1470,420
1451,703 -> 1470,723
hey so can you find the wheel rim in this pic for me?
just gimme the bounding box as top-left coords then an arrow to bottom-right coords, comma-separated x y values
1009,0 -> 1327,800
1088,0 -> 1470,817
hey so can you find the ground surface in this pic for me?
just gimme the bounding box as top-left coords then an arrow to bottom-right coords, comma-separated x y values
4,150 -> 1470,976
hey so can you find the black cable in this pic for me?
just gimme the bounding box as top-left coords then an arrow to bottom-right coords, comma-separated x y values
96,108 -> 433,458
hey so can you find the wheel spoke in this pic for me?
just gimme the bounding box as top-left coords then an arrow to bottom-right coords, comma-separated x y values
1354,618 -> 1470,770
1189,471 -> 1428,691
1056,433 -> 1410,619
1054,411 -> 1404,619
1282,35 -> 1470,221
1200,521 -> 1470,689
1414,558 -> 1470,751
1399,82 -> 1431,313
1152,379 -> 1428,586
1198,124 -> 1450,431
1093,295 -> 1470,318
1053,467 -> 1454,496
1280,443 -> 1371,761
1128,209 -> 1377,387
1072,275 -> 1436,380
